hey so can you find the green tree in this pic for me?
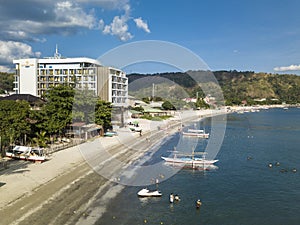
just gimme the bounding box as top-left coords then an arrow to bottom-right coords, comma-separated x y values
72,89 -> 98,124
162,101 -> 176,110
32,131 -> 49,148
41,84 -> 75,136
0,100 -> 31,153
0,72 -> 14,93
195,98 -> 210,109
94,100 -> 112,130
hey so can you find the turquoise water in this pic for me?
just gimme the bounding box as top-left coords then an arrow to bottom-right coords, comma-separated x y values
97,108 -> 300,225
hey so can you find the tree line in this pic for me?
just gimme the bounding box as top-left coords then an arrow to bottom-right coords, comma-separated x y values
0,84 -> 112,156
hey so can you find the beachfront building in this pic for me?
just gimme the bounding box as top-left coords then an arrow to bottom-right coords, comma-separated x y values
13,49 -> 128,106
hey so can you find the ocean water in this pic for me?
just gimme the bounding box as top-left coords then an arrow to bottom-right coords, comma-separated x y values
97,108 -> 300,225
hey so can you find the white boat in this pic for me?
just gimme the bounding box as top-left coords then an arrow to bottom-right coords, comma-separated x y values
6,145 -> 46,162
161,149 -> 218,169
137,188 -> 162,197
161,156 -> 218,169
182,128 -> 209,139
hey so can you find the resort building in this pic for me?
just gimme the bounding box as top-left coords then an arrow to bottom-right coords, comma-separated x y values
13,49 -> 128,106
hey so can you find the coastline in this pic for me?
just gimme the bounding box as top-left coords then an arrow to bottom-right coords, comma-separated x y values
0,106 -> 290,224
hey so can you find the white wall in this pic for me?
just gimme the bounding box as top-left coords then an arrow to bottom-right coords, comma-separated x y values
18,59 -> 38,96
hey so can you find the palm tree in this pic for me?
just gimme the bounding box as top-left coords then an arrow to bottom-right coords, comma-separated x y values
32,131 -> 49,148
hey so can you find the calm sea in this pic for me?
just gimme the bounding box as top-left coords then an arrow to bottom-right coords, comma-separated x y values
97,108 -> 300,225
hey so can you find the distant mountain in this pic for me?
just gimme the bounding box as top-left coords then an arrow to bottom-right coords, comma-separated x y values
128,71 -> 300,105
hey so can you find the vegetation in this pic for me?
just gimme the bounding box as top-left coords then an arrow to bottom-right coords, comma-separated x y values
128,71 -> 300,105
0,84 -> 112,154
94,100 -> 112,129
162,101 -> 176,110
0,100 -> 32,155
0,72 -> 14,94
40,85 -> 75,136
195,98 -> 210,109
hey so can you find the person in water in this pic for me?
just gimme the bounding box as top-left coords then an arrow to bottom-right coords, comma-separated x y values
196,199 -> 202,208
169,193 -> 174,203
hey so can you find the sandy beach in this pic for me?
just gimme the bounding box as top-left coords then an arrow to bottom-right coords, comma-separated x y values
0,106 -> 277,224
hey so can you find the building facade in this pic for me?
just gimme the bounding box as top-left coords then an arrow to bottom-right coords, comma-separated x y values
13,54 -> 128,106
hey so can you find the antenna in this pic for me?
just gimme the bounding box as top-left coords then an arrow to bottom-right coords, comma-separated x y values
54,44 -> 61,59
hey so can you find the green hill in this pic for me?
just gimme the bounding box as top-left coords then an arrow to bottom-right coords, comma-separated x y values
128,71 -> 300,105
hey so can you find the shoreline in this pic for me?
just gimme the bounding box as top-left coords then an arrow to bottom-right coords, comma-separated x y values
0,106 -> 293,224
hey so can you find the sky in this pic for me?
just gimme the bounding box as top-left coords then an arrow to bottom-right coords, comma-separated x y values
1,0 -> 300,74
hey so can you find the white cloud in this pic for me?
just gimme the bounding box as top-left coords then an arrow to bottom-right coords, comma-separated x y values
102,15 -> 133,41
0,0 -> 151,71
0,0 -> 98,42
134,17 -> 150,33
100,3 -> 150,41
0,0 -> 150,42
54,1 -> 97,30
0,41 -> 40,65
0,65 -> 13,73
274,64 -> 300,71
100,3 -> 133,41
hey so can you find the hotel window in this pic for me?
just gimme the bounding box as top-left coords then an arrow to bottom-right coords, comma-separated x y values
89,76 -> 95,81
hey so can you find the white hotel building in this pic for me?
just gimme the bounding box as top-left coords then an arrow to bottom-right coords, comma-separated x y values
13,52 -> 128,106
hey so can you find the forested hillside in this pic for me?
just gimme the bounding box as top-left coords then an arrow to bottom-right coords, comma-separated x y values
128,71 -> 300,105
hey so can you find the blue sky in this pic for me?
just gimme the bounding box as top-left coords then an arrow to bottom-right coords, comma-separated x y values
1,0 -> 300,74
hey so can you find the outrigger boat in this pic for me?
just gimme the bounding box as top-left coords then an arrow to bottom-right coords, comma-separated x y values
161,148 -> 218,169
6,145 -> 46,162
182,128 -> 209,139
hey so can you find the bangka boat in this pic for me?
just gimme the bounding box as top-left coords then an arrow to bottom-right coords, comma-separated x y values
6,145 -> 46,162
182,128 -> 209,139
137,188 -> 162,197
161,148 -> 218,169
